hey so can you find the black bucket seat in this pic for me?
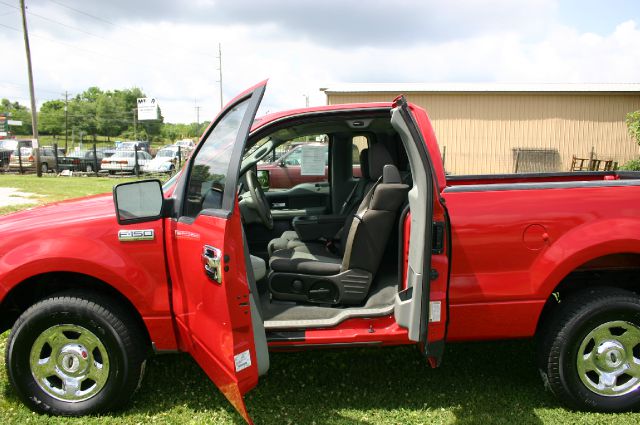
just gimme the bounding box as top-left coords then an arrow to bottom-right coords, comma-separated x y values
268,161 -> 409,305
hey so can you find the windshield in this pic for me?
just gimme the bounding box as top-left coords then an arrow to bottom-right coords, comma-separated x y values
244,136 -> 271,159
112,151 -> 135,158
14,147 -> 32,155
156,149 -> 175,158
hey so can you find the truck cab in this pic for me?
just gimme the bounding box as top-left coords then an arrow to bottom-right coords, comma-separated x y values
2,81 -> 640,422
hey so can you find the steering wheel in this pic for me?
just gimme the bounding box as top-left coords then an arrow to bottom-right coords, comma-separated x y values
245,170 -> 273,229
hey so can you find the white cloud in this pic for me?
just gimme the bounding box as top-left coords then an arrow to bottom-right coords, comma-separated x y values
1,1 -> 638,124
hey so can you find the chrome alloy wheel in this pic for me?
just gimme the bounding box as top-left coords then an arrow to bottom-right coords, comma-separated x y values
577,320 -> 640,397
29,324 -> 110,402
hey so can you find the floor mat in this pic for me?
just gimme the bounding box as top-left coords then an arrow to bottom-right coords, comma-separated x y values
259,268 -> 398,323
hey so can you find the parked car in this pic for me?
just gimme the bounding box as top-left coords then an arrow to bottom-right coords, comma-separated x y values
3,81 -> 640,423
143,146 -> 181,173
9,145 -> 60,173
257,142 -> 362,189
117,140 -> 151,153
174,138 -> 195,151
101,150 -> 152,174
57,150 -> 105,172
0,139 -> 26,171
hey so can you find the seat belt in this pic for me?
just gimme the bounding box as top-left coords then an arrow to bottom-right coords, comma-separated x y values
339,179 -> 363,216
340,178 -> 382,270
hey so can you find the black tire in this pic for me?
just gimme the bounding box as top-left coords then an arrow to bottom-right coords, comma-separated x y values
5,292 -> 148,416
108,170 -> 115,175
41,163 -> 48,174
538,287 -> 640,412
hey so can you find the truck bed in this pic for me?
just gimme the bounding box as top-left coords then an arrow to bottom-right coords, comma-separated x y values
445,171 -> 640,192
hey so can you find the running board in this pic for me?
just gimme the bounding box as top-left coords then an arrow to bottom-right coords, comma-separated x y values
263,304 -> 394,330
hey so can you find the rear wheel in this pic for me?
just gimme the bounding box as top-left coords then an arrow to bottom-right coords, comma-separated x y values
538,287 -> 640,412
5,293 -> 148,416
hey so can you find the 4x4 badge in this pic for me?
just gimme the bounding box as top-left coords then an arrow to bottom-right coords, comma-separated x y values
118,229 -> 155,242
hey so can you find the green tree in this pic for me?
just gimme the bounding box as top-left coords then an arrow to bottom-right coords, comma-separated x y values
627,111 -> 640,144
96,94 -> 127,139
39,100 -> 65,136
0,98 -> 32,135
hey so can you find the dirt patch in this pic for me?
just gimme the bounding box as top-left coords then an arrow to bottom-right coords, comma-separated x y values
0,187 -> 41,207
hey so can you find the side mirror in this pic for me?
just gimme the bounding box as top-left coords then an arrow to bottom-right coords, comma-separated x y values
113,179 -> 165,224
257,170 -> 270,191
278,160 -> 286,167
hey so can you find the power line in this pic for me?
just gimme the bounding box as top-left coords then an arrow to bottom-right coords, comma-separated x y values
0,21 -> 149,67
1,81 -> 67,95
47,0 -> 219,61
0,0 -> 114,44
2,1 -> 217,85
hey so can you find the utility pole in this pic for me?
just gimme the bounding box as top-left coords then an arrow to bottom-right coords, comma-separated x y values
64,90 -> 68,153
194,102 -> 200,134
132,108 -> 137,140
217,43 -> 223,110
19,0 -> 41,177
303,94 -> 310,108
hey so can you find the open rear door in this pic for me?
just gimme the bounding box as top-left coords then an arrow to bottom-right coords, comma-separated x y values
166,81 -> 267,424
391,96 -> 450,366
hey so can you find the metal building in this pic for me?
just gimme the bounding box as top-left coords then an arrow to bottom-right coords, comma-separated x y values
321,83 -> 640,175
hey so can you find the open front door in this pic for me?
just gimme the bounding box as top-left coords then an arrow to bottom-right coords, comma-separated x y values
166,81 -> 267,424
391,96 -> 450,366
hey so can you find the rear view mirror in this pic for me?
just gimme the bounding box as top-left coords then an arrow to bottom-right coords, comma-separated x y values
257,170 -> 270,191
113,180 -> 164,224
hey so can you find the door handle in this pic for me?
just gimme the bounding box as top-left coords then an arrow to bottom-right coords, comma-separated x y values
202,245 -> 222,284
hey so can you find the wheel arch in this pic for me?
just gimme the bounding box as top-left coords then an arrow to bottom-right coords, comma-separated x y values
535,251 -> 640,338
0,271 -> 152,353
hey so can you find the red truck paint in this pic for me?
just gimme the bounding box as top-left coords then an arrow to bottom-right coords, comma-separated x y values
2,83 -> 640,422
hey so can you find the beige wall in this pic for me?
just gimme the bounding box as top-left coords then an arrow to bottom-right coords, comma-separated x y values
326,92 -> 640,175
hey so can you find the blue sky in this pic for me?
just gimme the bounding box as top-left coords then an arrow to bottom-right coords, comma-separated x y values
559,0 -> 639,33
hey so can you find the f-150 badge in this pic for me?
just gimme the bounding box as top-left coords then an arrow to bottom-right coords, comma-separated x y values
118,229 -> 155,242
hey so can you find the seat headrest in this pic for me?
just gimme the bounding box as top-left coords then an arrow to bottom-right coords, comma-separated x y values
359,148 -> 370,180
382,164 -> 401,184
367,143 -> 394,180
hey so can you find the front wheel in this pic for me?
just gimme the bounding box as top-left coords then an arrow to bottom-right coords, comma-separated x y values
538,287 -> 640,412
5,293 -> 148,416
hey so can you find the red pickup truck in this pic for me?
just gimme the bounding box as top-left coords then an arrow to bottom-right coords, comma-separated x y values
2,81 -> 640,423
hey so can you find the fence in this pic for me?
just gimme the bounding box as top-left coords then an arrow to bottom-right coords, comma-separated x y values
0,143 -> 187,180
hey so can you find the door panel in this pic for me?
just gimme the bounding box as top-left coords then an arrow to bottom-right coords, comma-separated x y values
168,81 -> 267,424
170,211 -> 256,421
391,97 -> 450,366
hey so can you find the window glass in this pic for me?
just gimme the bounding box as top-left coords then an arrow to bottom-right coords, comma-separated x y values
260,136 -> 329,191
183,99 -> 249,217
352,135 -> 369,178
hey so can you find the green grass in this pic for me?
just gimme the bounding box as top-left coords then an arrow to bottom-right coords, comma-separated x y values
2,337 -> 640,425
1,178 -> 640,424
0,174 -> 138,215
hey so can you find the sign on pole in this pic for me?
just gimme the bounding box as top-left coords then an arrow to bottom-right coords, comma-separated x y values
7,120 -> 23,126
137,98 -> 158,121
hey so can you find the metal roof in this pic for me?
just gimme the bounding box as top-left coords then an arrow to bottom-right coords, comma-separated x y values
321,83 -> 640,94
